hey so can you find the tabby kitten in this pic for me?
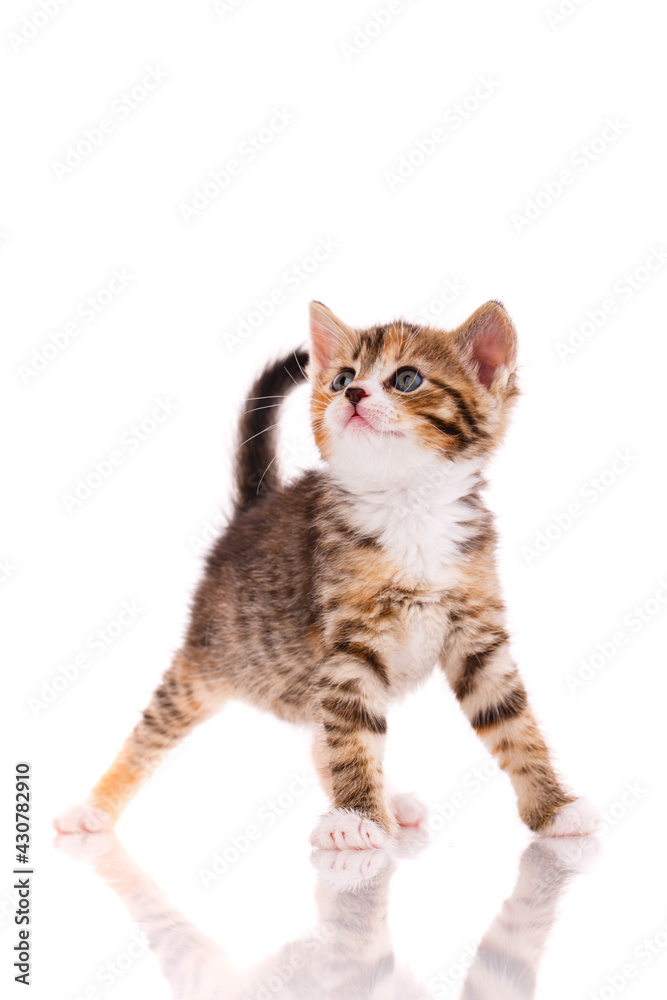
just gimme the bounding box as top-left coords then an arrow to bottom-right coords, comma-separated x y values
56,300 -> 596,847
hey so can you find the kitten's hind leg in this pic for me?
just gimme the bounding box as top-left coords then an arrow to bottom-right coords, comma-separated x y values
55,647 -> 229,834
388,791 -> 427,828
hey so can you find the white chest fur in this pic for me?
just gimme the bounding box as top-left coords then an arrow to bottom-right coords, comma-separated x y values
339,455 -> 485,585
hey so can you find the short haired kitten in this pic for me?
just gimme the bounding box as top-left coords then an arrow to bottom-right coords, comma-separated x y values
56,300 -> 597,846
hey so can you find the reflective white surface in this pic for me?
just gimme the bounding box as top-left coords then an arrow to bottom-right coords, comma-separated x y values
27,780 -> 665,1000
52,829 -> 599,999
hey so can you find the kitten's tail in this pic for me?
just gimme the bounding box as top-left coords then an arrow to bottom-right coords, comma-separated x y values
234,349 -> 309,513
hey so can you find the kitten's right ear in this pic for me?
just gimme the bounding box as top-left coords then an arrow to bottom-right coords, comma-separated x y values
309,301 -> 352,371
454,300 -> 517,391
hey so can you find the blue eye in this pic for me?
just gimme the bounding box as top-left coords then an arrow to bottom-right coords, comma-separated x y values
392,368 -> 422,392
332,369 -> 355,391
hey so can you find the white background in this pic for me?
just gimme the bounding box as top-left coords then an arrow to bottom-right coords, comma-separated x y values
2,0 -> 667,997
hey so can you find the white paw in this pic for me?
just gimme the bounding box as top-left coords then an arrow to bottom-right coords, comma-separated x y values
537,835 -> 601,875
395,825 -> 430,859
312,848 -> 391,888
390,791 -> 427,828
310,809 -> 391,850
538,797 -> 599,839
53,803 -> 112,835
54,831 -> 114,862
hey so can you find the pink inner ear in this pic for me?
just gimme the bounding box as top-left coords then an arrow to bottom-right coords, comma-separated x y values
310,316 -> 334,371
310,303 -> 348,371
474,331 -> 508,388
470,317 -> 515,388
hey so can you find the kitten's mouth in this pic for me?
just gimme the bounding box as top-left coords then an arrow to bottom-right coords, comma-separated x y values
345,412 -> 402,436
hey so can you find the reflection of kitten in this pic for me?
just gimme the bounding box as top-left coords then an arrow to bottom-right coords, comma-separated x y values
455,840 -> 587,1000
56,300 -> 596,846
59,831 -> 596,999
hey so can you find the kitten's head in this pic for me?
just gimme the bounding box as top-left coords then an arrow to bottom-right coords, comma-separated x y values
308,300 -> 519,484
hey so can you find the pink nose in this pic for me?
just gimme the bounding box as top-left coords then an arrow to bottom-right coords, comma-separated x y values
345,386 -> 368,406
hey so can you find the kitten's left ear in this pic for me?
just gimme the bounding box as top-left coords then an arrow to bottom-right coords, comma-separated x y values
309,301 -> 353,371
455,301 -> 517,390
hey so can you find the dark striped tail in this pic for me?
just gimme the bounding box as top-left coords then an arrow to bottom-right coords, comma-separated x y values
234,349 -> 309,513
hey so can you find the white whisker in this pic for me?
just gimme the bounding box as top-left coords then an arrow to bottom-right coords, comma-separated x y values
293,351 -> 308,381
235,423 -> 279,452
244,403 -> 283,414
246,394 -> 288,401
255,452 -> 279,495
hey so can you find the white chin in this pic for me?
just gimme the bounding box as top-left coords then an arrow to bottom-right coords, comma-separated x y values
346,421 -> 382,436
328,428 -> 429,488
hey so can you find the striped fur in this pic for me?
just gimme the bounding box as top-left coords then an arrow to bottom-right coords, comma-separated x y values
55,300 -> 587,842
460,839 -> 589,998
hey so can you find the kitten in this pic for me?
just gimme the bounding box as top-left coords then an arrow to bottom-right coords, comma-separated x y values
55,300 -> 597,847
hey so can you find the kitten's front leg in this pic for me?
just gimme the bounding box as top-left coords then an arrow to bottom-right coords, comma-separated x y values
441,617 -> 596,836
310,654 -> 397,850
